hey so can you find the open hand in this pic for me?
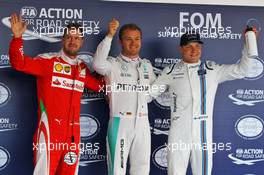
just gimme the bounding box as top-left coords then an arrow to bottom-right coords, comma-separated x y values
10,13 -> 26,38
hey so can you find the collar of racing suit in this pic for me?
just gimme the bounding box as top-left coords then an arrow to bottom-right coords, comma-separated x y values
60,50 -> 78,65
119,54 -> 140,68
181,59 -> 201,68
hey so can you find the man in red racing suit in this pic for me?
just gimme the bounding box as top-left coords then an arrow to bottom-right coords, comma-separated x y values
9,13 -> 103,175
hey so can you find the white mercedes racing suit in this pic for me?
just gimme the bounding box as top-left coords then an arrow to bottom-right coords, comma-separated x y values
152,47 -> 250,175
92,36 -> 156,175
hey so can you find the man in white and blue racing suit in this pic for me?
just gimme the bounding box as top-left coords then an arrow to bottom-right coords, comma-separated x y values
151,31 -> 254,175
92,18 -> 156,175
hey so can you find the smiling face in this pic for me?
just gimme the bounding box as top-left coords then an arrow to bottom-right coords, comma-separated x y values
62,27 -> 84,59
180,42 -> 202,63
119,29 -> 142,59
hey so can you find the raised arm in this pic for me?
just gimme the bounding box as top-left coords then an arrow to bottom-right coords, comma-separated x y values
10,13 -> 26,38
92,18 -> 120,76
215,28 -> 257,83
9,13 -> 47,76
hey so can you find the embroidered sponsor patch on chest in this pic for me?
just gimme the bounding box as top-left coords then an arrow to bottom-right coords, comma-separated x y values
51,76 -> 84,92
53,62 -> 72,75
143,64 -> 149,79
120,64 -> 132,77
172,72 -> 184,79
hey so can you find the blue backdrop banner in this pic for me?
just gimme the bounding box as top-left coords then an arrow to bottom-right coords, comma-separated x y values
0,1 -> 264,175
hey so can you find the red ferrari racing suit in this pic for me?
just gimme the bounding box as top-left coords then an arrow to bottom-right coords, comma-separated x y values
9,38 -> 103,175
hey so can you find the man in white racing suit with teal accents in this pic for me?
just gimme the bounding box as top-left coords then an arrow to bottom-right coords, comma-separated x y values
151,30 -> 255,175
92,18 -> 156,175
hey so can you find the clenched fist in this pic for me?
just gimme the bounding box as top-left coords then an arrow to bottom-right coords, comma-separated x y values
107,18 -> 120,38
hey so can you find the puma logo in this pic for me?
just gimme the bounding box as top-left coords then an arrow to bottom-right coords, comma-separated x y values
55,119 -> 62,125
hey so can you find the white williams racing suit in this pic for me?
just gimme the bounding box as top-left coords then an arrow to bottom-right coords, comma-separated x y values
152,48 -> 250,175
92,36 -> 156,175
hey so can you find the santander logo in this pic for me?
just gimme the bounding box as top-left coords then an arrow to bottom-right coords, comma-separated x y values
51,76 -> 84,92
